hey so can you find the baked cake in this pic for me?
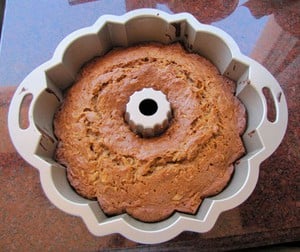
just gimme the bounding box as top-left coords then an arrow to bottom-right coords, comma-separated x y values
54,43 -> 246,222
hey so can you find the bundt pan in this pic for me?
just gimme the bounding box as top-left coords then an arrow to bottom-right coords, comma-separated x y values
8,9 -> 288,244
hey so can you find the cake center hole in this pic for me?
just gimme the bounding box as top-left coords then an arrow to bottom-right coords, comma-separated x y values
139,99 -> 158,116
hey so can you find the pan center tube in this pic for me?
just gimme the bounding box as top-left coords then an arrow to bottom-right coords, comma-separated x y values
125,88 -> 172,138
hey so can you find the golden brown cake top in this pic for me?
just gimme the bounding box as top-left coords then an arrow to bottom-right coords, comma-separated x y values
54,43 -> 246,222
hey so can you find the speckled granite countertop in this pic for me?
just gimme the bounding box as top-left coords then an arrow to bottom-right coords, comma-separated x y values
0,0 -> 299,251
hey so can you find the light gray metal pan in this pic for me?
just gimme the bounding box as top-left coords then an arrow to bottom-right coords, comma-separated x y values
8,9 -> 288,244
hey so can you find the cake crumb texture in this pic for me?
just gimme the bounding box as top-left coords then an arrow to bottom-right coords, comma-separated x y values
54,43 -> 246,222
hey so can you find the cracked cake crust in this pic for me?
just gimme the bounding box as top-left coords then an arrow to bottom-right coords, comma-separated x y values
54,43 -> 246,222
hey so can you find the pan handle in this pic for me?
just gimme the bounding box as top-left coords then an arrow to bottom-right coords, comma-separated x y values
245,57 -> 288,161
8,65 -> 51,171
